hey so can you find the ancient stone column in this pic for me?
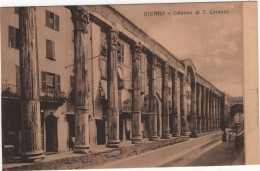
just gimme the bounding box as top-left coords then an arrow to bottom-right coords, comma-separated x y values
131,42 -> 142,144
202,87 -> 207,132
106,29 -> 121,147
180,74 -> 188,136
210,92 -> 213,131
197,83 -> 202,133
206,89 -> 210,132
216,96 -> 219,129
70,7 -> 90,153
218,97 -> 221,129
19,7 -> 44,162
172,70 -> 180,137
162,63 -> 171,139
212,93 -> 216,130
148,55 -> 158,141
208,90 -> 212,131
190,82 -> 197,137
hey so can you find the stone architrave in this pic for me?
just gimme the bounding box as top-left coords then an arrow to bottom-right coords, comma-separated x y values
131,42 -> 143,144
19,7 -> 44,162
70,6 -> 91,153
162,63 -> 171,139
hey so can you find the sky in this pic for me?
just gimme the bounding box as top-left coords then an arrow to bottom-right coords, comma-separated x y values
112,2 -> 244,97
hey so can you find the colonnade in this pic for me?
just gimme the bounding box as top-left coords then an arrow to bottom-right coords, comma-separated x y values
18,6 -> 224,162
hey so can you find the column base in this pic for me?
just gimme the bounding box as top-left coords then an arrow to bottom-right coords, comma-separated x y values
132,136 -> 143,144
21,150 -> 45,163
172,132 -> 180,137
106,139 -> 121,148
73,144 -> 90,154
181,131 -> 189,136
148,135 -> 159,141
161,134 -> 171,139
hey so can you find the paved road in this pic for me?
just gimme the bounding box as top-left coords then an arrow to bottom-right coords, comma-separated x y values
89,132 -> 244,169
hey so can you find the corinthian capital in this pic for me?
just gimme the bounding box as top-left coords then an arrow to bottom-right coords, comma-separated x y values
133,42 -> 142,58
70,6 -> 90,33
109,29 -> 119,48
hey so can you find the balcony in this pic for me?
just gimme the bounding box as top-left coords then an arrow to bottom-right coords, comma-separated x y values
40,90 -> 67,108
1,83 -> 21,99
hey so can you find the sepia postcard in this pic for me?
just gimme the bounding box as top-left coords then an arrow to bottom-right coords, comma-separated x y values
0,1 -> 259,170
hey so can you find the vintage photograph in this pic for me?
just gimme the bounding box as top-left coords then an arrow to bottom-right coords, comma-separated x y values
0,1 -> 257,170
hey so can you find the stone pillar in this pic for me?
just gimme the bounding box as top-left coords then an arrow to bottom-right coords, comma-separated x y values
190,82 -> 197,137
215,96 -> 218,130
148,55 -> 158,141
197,83 -> 202,133
218,97 -> 221,129
172,70 -> 180,137
106,29 -> 121,147
206,89 -> 210,132
162,63 -> 171,139
210,92 -> 213,131
131,42 -> 142,144
70,7 -> 90,153
209,90 -> 212,131
180,74 -> 188,136
212,93 -> 216,130
202,87 -> 207,132
19,7 -> 44,162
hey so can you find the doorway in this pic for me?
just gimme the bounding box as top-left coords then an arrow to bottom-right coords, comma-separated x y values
45,115 -> 58,152
96,120 -> 106,145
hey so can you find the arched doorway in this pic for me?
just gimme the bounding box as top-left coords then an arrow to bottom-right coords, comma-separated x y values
230,104 -> 243,126
45,115 -> 58,153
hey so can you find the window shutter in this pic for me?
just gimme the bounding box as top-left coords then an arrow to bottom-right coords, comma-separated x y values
42,71 -> 47,92
46,40 -> 51,58
51,40 -> 55,59
46,10 -> 50,28
9,26 -> 15,48
121,44 -> 124,63
70,75 -> 74,87
15,7 -> 19,14
55,74 -> 61,91
54,14 -> 59,31
16,65 -> 21,95
15,28 -> 19,49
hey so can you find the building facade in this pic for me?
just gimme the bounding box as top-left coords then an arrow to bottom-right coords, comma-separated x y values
1,6 -> 225,162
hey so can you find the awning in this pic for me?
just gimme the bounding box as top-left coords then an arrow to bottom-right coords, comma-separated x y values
99,80 -> 107,100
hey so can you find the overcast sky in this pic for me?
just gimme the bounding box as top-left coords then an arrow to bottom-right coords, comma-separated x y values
112,2 -> 244,97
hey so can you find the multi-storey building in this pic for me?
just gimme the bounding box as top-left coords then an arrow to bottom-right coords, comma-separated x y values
1,6 -> 225,162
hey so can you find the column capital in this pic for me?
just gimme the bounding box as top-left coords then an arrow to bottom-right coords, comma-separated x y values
132,42 -> 142,59
70,6 -> 90,33
109,28 -> 119,47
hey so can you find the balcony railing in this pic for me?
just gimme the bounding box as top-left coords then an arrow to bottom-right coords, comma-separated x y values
40,90 -> 67,103
1,83 -> 20,98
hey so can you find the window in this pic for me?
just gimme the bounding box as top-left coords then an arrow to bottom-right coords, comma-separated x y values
14,7 -> 19,14
100,29 -> 107,56
117,42 -> 124,63
8,26 -> 19,49
42,71 -> 61,92
46,39 -> 55,60
46,10 -> 59,31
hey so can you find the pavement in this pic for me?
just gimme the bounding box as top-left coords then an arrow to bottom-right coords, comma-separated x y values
90,131 -> 244,169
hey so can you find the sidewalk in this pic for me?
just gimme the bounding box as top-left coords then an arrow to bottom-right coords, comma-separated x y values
3,136 -> 190,170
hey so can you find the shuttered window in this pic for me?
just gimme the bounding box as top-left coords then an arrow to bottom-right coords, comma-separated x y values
46,10 -> 60,31
42,71 -> 61,92
100,58 -> 107,80
46,39 -> 55,60
117,42 -> 124,63
8,26 -> 19,49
